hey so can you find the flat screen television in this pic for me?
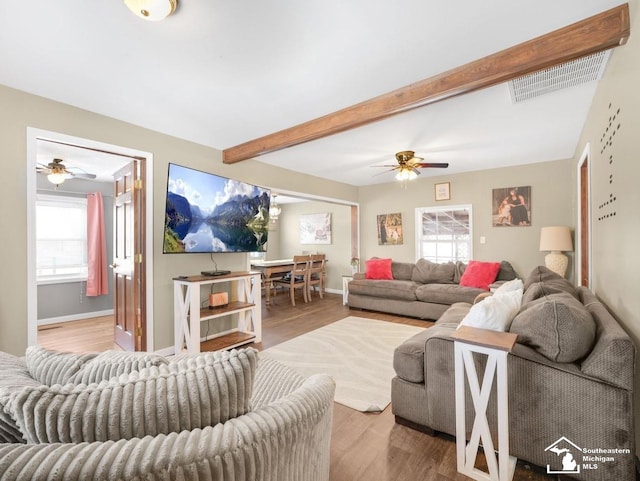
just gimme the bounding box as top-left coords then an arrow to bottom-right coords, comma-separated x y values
163,163 -> 271,253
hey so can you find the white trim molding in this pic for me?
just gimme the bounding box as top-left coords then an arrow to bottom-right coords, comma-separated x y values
577,143 -> 592,290
26,128 -> 155,350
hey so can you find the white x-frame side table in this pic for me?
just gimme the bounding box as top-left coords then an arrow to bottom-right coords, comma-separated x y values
451,326 -> 518,481
342,275 -> 353,305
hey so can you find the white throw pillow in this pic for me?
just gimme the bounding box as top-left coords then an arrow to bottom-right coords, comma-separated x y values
492,278 -> 524,295
458,288 -> 523,332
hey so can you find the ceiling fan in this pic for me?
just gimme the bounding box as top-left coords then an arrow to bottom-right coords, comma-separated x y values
375,151 -> 449,181
36,158 -> 96,186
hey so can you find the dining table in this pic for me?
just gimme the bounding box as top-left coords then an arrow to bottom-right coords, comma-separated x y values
250,258 -> 295,306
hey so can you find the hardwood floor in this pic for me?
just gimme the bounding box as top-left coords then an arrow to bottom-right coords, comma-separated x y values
38,315 -> 122,353
36,293 -> 553,481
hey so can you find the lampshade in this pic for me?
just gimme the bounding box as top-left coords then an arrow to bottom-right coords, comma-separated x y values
124,0 -> 177,21
539,226 -> 573,252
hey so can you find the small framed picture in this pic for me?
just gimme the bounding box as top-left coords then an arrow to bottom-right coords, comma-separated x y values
435,182 -> 451,201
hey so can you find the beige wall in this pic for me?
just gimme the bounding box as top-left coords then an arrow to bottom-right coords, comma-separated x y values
358,159 -> 574,280
0,84 -> 358,355
572,0 -> 640,451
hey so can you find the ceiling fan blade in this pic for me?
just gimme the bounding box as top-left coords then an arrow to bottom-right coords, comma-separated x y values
412,168 -> 421,176
415,162 -> 449,168
373,168 -> 397,177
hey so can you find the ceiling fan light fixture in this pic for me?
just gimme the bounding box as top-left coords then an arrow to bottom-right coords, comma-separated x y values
47,172 -> 67,186
395,167 -> 417,182
124,0 -> 177,21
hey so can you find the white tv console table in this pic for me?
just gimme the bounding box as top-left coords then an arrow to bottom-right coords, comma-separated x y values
173,271 -> 261,354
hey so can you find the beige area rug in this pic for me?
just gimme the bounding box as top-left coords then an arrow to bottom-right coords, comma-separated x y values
260,316 -> 425,412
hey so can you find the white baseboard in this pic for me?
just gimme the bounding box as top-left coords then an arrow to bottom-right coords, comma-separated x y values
38,309 -> 114,327
154,346 -> 175,357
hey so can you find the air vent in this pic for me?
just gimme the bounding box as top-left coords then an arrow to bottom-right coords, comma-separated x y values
508,50 -> 611,103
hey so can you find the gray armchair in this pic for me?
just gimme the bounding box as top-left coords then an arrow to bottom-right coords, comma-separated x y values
0,348 -> 335,481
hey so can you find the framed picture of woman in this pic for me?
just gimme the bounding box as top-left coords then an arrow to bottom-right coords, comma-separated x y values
377,212 -> 403,245
492,186 -> 531,227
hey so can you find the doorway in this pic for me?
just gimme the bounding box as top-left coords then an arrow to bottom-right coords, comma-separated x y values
26,128 -> 154,351
262,187 -> 359,295
577,144 -> 591,288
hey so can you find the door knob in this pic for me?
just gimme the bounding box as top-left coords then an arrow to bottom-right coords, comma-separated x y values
109,263 -> 118,269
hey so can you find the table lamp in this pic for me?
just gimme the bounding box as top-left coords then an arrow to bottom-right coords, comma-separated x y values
539,226 -> 573,277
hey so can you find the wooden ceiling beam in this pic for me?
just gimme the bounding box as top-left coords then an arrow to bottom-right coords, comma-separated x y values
223,4 -> 630,164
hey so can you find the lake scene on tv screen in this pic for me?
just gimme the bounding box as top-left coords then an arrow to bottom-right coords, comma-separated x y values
164,164 -> 270,253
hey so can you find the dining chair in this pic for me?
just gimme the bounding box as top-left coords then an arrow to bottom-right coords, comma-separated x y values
260,271 -> 284,299
273,255 -> 310,306
307,254 -> 326,300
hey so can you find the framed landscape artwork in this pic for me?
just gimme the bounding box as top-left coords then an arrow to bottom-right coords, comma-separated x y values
492,186 -> 531,227
377,212 -> 403,245
300,213 -> 332,244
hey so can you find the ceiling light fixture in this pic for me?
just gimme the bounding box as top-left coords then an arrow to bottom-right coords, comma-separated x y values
395,166 -> 418,182
124,0 -> 177,21
395,166 -> 418,189
269,195 -> 282,221
47,172 -> 67,186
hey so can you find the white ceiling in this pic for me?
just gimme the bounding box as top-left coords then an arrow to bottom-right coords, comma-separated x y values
0,0 -> 625,186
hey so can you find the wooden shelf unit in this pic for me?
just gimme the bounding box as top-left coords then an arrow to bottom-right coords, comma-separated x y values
173,271 -> 261,354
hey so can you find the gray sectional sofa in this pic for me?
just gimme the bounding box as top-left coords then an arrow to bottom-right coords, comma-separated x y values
391,266 -> 636,481
348,259 -> 517,320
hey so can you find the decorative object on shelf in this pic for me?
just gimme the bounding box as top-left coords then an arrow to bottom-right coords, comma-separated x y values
124,0 -> 177,21
269,194 -> 281,222
435,182 -> 451,201
377,212 -> 403,245
300,213 -> 332,244
208,292 -> 229,309
539,226 -> 573,277
350,257 -> 359,274
492,186 -> 531,227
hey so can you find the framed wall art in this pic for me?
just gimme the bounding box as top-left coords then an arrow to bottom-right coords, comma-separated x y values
435,182 -> 451,201
492,186 -> 531,227
377,212 -> 403,245
300,213 -> 332,244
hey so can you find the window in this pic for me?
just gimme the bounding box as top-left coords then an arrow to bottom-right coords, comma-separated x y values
415,205 -> 472,263
36,195 -> 88,283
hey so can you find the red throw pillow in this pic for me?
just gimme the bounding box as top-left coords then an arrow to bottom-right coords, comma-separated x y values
365,258 -> 393,280
459,260 -> 501,290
